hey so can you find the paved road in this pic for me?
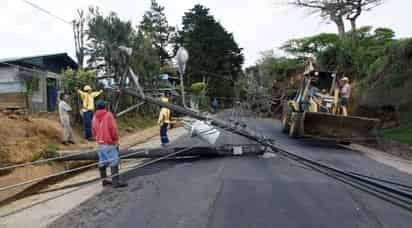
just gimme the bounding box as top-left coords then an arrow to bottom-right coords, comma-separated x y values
50,117 -> 412,228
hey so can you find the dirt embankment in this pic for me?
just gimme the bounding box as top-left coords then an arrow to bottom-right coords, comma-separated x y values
0,112 -> 106,167
353,38 -> 412,127
0,113 -> 89,202
0,114 -> 61,165
0,112 -> 159,203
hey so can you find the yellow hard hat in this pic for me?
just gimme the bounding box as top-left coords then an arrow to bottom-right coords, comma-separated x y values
83,85 -> 92,91
161,97 -> 169,103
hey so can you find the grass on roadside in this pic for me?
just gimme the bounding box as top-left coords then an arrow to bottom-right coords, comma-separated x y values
117,113 -> 156,134
379,127 -> 412,145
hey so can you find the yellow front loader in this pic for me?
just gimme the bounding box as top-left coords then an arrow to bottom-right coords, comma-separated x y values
281,70 -> 378,144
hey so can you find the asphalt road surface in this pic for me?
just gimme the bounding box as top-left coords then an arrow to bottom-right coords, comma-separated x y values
50,116 -> 412,228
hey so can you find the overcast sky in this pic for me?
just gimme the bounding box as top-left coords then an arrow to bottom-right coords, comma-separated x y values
1,0 -> 410,67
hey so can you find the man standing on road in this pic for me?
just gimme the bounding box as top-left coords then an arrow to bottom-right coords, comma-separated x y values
212,98 -> 219,113
58,93 -> 75,145
92,99 -> 127,188
158,92 -> 175,147
339,77 -> 351,116
78,85 -> 103,140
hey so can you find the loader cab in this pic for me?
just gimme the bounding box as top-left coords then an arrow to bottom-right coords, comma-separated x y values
282,69 -> 379,142
293,70 -> 337,113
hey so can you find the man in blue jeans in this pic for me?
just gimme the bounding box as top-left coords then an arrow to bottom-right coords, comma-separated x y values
78,85 -> 103,140
212,98 -> 219,113
92,99 -> 127,188
158,92 -> 175,146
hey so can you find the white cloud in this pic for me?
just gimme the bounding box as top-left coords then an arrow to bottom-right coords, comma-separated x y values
0,0 -> 410,66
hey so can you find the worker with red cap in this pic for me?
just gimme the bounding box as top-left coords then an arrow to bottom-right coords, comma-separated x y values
92,99 -> 127,188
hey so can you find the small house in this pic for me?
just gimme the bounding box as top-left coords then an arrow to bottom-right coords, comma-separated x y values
0,53 -> 77,112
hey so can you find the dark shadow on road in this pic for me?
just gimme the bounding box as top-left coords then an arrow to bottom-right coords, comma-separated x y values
121,156 -> 221,181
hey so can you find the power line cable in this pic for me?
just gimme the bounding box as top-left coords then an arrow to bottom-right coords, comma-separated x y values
0,121 -> 228,192
0,149 -> 96,171
0,148 -> 149,192
21,0 -> 72,25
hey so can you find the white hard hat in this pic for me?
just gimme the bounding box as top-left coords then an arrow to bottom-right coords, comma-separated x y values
341,77 -> 349,81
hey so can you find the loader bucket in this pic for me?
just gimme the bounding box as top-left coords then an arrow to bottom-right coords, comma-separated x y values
302,112 -> 379,142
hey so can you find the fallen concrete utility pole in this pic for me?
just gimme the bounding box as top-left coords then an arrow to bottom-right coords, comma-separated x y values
59,145 -> 266,161
124,88 -> 263,144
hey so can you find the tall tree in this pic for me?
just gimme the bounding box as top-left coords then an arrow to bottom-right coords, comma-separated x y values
288,0 -> 348,38
130,31 -> 161,88
73,9 -> 86,69
177,4 -> 244,99
86,7 -> 134,112
86,7 -> 134,78
344,0 -> 383,47
139,0 -> 175,66
286,0 -> 384,42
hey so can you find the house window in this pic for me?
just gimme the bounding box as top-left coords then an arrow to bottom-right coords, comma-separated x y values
0,81 -> 24,94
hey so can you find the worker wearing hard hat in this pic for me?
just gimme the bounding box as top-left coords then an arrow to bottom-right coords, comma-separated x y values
157,91 -> 175,146
78,85 -> 103,140
339,77 -> 351,116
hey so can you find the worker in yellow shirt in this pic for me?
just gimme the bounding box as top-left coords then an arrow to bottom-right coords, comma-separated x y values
78,85 -> 103,140
158,91 -> 175,146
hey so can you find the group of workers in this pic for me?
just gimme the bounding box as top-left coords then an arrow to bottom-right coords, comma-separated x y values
58,86 -> 177,188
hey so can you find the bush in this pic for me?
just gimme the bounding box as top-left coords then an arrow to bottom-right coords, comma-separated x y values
40,143 -> 60,159
117,113 -> 156,133
190,82 -> 207,95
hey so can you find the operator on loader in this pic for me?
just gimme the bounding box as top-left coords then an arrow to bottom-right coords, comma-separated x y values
339,77 -> 351,116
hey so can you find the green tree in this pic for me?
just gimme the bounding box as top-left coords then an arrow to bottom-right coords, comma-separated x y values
86,7 -> 134,78
176,4 -> 244,99
139,0 -> 175,66
256,51 -> 304,85
281,27 -> 396,79
60,69 -> 98,122
281,33 -> 340,58
130,31 -> 161,88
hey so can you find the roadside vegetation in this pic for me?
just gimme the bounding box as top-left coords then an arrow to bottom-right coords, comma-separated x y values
247,1 -> 411,144
2,1 -> 244,167
379,127 -> 412,145
68,0 -> 243,114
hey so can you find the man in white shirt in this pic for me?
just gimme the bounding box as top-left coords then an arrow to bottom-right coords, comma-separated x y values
59,93 -> 75,145
339,77 -> 351,116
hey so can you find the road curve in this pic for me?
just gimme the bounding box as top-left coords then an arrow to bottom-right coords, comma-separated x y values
50,117 -> 412,228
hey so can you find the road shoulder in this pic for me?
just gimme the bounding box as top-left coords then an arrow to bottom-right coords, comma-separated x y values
0,127 -> 187,228
345,144 -> 412,175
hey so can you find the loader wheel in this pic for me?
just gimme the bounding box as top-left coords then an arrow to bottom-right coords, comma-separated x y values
289,114 -> 302,138
289,119 -> 297,138
281,113 -> 290,133
281,102 -> 291,134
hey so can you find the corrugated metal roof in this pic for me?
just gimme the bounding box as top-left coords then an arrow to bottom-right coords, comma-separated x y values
0,53 -> 70,63
0,53 -> 78,73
